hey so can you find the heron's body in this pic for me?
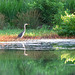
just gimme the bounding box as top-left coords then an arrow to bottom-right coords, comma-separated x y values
18,31 -> 25,38
18,23 -> 28,38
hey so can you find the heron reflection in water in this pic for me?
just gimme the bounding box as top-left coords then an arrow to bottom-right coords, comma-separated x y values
22,43 -> 28,56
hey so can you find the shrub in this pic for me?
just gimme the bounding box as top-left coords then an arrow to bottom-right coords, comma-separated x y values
53,11 -> 75,36
0,0 -> 74,30
32,0 -> 64,26
64,0 -> 75,13
0,13 -> 6,29
53,2 -> 64,25
12,10 -> 41,29
0,0 -> 65,29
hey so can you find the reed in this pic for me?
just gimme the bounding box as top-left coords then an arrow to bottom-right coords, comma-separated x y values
13,9 -> 41,29
0,0 -> 30,21
0,13 -> 6,29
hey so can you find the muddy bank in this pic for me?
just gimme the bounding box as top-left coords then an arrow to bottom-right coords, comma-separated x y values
0,35 -> 75,42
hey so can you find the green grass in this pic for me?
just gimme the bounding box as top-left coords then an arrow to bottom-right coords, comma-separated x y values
0,29 -> 23,36
0,28 -> 56,37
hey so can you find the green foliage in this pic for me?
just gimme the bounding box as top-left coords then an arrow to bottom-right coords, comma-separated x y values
53,11 -> 75,36
33,0 -> 64,25
64,0 -> 75,13
0,0 -> 74,37
61,50 -> 75,64
53,2 -> 64,24
0,0 -> 64,28
0,0 -> 31,22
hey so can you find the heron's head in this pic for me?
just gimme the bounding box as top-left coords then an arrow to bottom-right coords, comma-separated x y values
24,23 -> 29,26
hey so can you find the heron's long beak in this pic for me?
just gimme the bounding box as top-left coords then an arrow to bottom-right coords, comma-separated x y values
27,24 -> 29,25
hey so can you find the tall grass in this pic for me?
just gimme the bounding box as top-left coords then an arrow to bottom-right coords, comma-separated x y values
13,10 -> 41,29
0,0 -> 30,20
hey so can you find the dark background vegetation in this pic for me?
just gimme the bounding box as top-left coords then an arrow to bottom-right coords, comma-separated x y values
0,0 -> 75,36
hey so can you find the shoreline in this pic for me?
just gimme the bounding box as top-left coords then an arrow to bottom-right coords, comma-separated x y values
0,35 -> 75,42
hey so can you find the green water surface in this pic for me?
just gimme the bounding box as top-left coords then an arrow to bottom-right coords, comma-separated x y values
0,50 -> 75,75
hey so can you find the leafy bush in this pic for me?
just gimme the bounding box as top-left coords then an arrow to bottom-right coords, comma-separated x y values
12,10 -> 41,29
32,0 -> 64,26
0,13 -> 6,29
53,2 -> 64,25
53,11 -> 75,36
0,0 -> 74,31
64,0 -> 75,13
0,0 -> 65,29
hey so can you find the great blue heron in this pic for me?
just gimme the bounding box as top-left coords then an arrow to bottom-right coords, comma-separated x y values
18,23 -> 29,38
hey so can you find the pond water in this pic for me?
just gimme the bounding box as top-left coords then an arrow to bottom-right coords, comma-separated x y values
0,39 -> 75,75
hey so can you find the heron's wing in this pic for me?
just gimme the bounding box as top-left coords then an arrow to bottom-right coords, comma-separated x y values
18,31 -> 24,37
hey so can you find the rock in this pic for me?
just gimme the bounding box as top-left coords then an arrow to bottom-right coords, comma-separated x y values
0,39 -> 75,50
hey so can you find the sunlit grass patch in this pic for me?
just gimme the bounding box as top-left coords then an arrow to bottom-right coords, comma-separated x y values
0,29 -> 23,36
0,28 -> 56,37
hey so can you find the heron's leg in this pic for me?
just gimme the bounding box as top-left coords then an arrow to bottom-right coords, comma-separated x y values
22,43 -> 28,56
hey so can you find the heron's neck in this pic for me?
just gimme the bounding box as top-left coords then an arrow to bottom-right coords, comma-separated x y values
24,25 -> 26,32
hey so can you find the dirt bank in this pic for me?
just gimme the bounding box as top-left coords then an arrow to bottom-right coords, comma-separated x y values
0,35 -> 75,42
